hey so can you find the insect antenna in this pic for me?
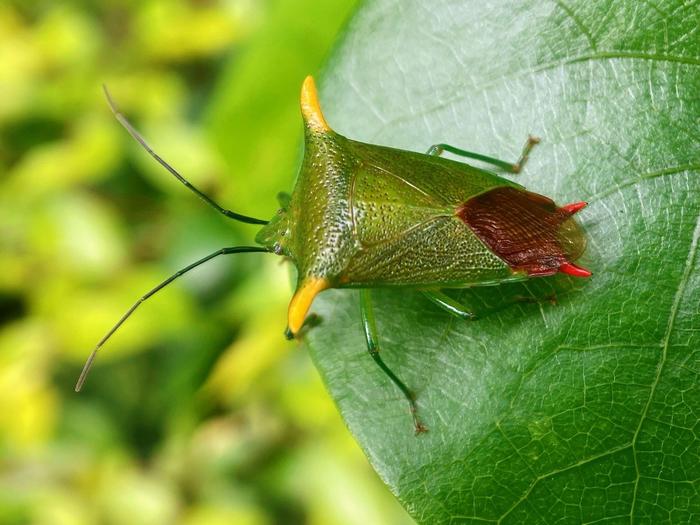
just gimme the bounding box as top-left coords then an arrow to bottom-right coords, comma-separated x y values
103,85 -> 268,225
74,245 -> 269,392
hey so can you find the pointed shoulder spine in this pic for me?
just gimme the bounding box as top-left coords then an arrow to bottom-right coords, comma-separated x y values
300,76 -> 331,133
287,277 -> 329,335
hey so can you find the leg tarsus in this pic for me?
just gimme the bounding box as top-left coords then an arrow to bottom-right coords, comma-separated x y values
360,289 -> 427,434
422,290 -> 477,321
511,135 -> 540,174
426,135 -> 540,174
412,410 -> 428,435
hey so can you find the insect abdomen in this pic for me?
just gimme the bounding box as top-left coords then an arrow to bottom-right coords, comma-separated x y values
457,186 -> 587,276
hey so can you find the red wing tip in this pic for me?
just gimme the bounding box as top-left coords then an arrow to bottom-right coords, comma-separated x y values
560,201 -> 588,215
559,262 -> 592,277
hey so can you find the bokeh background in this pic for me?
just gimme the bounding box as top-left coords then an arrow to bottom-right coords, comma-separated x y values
0,1 -> 415,523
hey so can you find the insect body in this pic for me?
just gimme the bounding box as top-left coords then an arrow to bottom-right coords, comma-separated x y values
77,77 -> 590,434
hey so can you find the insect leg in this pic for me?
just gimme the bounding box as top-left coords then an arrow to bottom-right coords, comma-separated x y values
359,289 -> 427,434
426,289 -> 560,321
422,290 -> 477,320
74,245 -> 269,392
426,135 -> 540,174
103,86 -> 268,225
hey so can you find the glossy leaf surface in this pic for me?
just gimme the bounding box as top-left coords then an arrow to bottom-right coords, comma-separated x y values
306,1 -> 700,522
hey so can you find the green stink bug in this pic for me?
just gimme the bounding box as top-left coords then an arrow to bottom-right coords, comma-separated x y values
76,76 -> 590,434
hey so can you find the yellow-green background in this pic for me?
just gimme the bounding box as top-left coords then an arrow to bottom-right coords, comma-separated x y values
0,1 -> 413,523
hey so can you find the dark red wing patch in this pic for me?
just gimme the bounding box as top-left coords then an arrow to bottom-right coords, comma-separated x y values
457,186 -> 588,277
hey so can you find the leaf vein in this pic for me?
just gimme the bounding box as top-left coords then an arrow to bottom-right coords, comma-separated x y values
498,442 -> 633,523
629,210 -> 700,520
589,163 -> 700,201
551,0 -> 598,53
372,53 -> 700,136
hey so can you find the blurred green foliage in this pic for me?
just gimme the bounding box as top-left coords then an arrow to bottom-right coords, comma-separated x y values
0,1 -> 414,523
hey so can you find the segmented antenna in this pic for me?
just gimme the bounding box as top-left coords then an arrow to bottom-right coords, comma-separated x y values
102,85 -> 268,225
74,246 -> 269,392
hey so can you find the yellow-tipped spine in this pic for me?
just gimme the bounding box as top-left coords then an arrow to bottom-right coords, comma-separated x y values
300,76 -> 330,133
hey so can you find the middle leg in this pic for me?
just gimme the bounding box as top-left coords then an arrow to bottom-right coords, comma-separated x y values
360,289 -> 427,434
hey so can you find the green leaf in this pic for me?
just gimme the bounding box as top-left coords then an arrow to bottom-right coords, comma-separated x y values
307,1 -> 700,523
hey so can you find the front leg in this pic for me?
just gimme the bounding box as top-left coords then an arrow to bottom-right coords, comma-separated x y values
360,289 -> 427,434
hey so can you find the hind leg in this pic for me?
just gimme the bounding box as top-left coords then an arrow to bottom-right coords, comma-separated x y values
427,135 -> 540,173
422,290 -> 477,320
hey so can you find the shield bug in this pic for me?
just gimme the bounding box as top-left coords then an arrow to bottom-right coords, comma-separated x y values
76,77 -> 590,434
